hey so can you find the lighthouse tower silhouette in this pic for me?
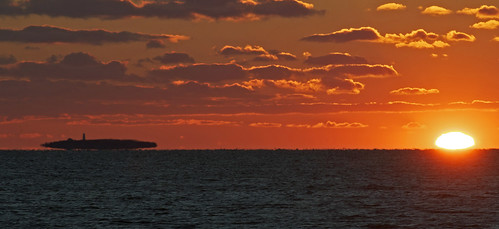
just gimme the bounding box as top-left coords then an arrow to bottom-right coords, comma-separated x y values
83,133 -> 86,141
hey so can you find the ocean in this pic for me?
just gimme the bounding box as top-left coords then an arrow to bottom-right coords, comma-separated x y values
1,149 -> 498,228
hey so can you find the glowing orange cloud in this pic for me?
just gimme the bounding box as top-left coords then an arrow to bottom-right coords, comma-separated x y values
303,27 -> 474,49
402,122 -> 426,129
458,5 -> 499,19
470,20 -> 499,29
376,3 -> 407,11
421,6 -> 452,15
390,87 -> 440,95
446,31 -> 476,42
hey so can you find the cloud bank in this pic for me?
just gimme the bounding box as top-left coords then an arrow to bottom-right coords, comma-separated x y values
0,0 -> 323,20
0,25 -> 188,44
303,27 -> 476,49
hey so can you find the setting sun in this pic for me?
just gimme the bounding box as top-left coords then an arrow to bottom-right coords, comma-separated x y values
435,132 -> 475,150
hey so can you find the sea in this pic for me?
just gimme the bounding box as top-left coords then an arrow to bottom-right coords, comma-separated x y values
1,149 -> 498,228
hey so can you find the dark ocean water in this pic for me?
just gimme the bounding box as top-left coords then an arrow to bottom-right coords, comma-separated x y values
1,149 -> 499,228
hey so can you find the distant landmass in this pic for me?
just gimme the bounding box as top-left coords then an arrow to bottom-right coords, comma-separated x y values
41,134 -> 157,150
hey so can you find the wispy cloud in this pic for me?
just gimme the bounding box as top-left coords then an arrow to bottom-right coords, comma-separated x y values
402,122 -> 427,129
304,52 -> 367,65
390,87 -> 440,95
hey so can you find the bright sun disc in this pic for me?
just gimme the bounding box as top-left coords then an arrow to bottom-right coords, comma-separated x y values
435,132 -> 475,150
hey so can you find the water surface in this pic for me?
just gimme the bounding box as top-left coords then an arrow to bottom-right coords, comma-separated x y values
1,149 -> 498,228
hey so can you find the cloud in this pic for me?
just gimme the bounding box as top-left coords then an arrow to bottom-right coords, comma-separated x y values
0,52 -> 138,81
148,63 -> 248,83
250,121 -> 368,128
302,27 -> 473,48
421,6 -> 452,15
0,0 -> 323,20
301,27 -> 382,42
146,39 -> 166,49
220,45 -> 268,56
148,62 -> 397,84
458,5 -> 499,19
249,122 -> 282,128
384,29 -> 439,43
402,122 -> 426,129
19,133 -> 43,139
304,52 -> 367,65
395,40 -> 450,49
0,54 -> 16,65
153,52 -> 195,65
65,115 -> 241,127
494,37 -> 499,42
376,3 -> 407,11
311,121 -> 368,128
0,78 -> 260,118
322,78 -> 364,95
0,25 -> 188,45
256,78 -> 365,95
446,31 -> 476,42
384,29 -> 452,48
470,20 -> 499,29
219,45 -> 297,62
390,87 -> 440,95
275,52 -> 297,61
308,64 -> 399,78
247,64 -> 398,81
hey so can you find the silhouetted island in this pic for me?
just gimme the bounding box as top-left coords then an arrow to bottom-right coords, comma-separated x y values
41,134 -> 157,150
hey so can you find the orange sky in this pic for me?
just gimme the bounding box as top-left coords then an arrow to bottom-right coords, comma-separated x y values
0,0 -> 498,149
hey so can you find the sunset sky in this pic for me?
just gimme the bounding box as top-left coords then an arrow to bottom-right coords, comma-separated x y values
0,0 -> 498,149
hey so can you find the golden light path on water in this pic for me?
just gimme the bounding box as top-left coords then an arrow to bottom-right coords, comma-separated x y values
435,132 -> 475,150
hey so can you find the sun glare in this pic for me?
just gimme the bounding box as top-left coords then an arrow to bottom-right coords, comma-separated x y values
435,132 -> 475,150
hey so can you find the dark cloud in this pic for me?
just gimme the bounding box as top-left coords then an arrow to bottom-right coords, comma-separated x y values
301,27 -> 382,42
446,30 -> 476,42
0,0 -> 322,20
248,65 -> 302,80
148,63 -> 248,83
304,52 -> 367,65
153,52 -> 195,65
149,62 -> 398,84
0,25 -> 188,45
458,5 -> 499,19
24,46 -> 40,50
0,52 -> 138,81
146,39 -> 166,49
0,79 -> 257,118
0,54 -> 16,65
